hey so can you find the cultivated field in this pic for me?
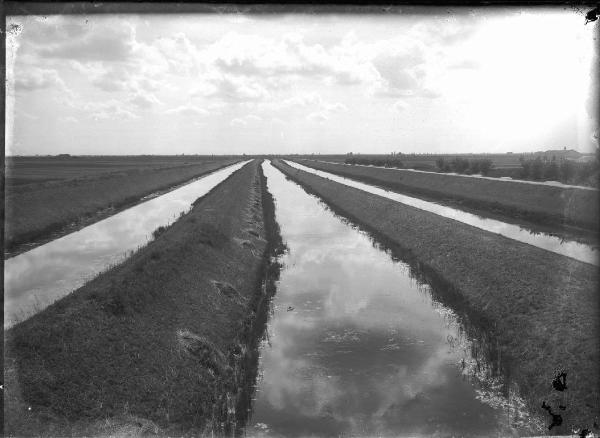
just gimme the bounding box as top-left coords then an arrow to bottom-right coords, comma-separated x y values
272,159 -> 599,429
294,159 -> 599,234
4,160 -> 284,436
4,156 -> 239,256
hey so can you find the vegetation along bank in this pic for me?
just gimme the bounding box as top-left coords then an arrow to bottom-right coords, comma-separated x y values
273,159 -> 599,431
4,159 -> 284,436
295,159 -> 599,235
4,158 -> 239,257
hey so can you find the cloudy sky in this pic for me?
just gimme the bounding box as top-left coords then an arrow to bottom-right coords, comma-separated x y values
5,8 -> 598,156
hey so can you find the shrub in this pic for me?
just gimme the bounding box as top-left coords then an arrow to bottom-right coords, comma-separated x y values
152,225 -> 167,240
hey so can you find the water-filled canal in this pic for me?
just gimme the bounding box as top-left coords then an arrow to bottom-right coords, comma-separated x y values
4,161 -> 249,328
244,162 -> 541,436
285,161 -> 598,266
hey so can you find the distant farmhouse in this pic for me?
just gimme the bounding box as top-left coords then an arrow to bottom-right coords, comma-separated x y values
533,148 -> 595,162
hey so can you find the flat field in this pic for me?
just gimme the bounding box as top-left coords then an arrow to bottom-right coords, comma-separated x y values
4,156 -> 240,256
294,159 -> 599,233
4,159 -> 284,436
272,159 -> 599,429
289,152 -> 525,171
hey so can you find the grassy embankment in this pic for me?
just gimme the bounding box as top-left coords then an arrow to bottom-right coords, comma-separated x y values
4,159 -> 284,436
272,159 -> 599,432
295,159 -> 599,238
4,158 -> 239,257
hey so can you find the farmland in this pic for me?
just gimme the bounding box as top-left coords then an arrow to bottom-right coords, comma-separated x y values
4,155 -> 240,257
293,158 -> 599,239
292,151 -> 598,186
272,159 -> 599,430
4,160 -> 284,436
3,155 -> 599,435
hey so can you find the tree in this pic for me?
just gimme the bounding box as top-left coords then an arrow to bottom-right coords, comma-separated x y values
544,156 -> 559,181
479,159 -> 493,176
559,159 -> 575,182
530,157 -> 543,180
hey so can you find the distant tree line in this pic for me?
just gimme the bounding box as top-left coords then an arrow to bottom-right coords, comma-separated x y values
435,157 -> 493,176
518,155 -> 598,185
345,156 -> 404,168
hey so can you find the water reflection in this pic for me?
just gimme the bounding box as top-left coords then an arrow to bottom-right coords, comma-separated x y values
4,161 -> 249,328
243,162 -> 541,437
285,160 -> 598,266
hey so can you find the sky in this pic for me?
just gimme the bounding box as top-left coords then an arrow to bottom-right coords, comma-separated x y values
5,8 -> 599,156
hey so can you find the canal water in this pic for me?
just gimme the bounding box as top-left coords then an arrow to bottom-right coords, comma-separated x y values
243,162 -> 542,437
4,161 -> 249,328
285,161 -> 598,266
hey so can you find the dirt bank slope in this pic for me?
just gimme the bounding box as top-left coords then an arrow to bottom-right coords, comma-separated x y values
296,159 -> 599,233
4,159 -> 283,437
273,159 -> 599,432
5,158 -> 239,257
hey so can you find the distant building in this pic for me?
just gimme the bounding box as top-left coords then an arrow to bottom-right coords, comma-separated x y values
534,149 -> 582,160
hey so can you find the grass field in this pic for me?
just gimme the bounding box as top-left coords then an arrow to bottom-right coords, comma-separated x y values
272,159 -> 599,431
4,155 -> 239,186
290,152 -> 525,170
4,156 -> 240,256
294,159 -> 599,234
4,159 -> 284,436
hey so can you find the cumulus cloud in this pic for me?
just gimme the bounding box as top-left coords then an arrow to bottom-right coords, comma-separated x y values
87,101 -> 139,121
90,68 -> 131,92
15,67 -> 64,91
58,92 -> 140,121
371,49 -> 436,98
412,13 -> 481,46
164,104 -> 209,117
205,31 -> 376,88
20,16 -> 171,98
36,21 -> 136,63
230,114 -> 262,126
155,32 -> 200,76
128,91 -> 161,109
196,75 -> 269,102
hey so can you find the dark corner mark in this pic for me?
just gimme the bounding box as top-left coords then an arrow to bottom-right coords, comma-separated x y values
552,370 -> 567,391
584,6 -> 599,24
541,401 -> 563,430
541,370 -> 568,431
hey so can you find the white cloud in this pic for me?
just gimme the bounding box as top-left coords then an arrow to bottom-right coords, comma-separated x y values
204,31 -> 377,88
58,93 -> 140,121
230,118 -> 247,127
128,91 -> 161,109
393,101 -> 408,112
449,59 -> 480,69
197,75 -> 269,102
15,67 -> 64,91
164,104 -> 209,117
37,21 -> 137,63
230,114 -> 262,127
90,103 -> 139,121
307,111 -> 328,123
